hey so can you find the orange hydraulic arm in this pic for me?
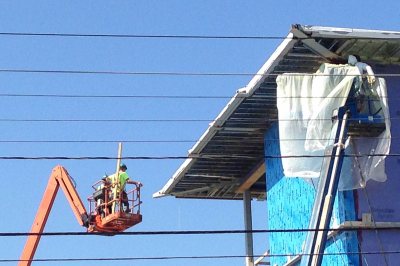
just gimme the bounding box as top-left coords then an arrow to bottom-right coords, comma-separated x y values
19,165 -> 89,266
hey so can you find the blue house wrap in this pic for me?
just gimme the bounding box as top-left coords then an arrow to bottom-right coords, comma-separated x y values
265,123 -> 359,266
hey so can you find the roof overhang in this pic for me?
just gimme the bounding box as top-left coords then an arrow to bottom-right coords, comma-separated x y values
154,24 -> 400,200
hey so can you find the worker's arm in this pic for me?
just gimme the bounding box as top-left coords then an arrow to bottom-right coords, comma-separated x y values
127,179 -> 142,187
356,61 -> 376,84
364,65 -> 376,84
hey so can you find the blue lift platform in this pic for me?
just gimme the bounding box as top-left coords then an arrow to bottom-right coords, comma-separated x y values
301,82 -> 386,266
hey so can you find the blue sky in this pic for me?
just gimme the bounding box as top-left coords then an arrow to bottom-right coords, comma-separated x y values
0,1 -> 399,266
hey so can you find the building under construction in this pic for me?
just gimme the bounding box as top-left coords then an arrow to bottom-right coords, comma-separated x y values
155,25 -> 400,266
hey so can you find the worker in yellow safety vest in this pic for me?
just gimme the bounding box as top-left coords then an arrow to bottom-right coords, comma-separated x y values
109,163 -> 130,213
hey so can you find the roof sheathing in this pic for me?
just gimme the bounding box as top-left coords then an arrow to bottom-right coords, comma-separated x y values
153,32 -> 297,199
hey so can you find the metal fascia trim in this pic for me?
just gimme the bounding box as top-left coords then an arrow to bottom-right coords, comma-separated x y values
300,25 -> 400,39
152,158 -> 195,198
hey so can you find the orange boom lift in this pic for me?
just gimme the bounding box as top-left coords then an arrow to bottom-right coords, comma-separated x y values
19,144 -> 142,266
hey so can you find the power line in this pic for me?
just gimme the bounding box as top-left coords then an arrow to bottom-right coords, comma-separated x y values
4,229 -> 400,263
1,68 -> 400,77
0,140 -> 201,143
1,255 -> 261,263
0,136 -> 395,144
0,118 -> 214,123
2,227 -> 400,237
0,69 -> 255,76
0,154 -> 397,160
0,117 -> 395,123
0,92 -> 399,100
0,32 -> 295,40
0,31 -> 399,41
4,251 -> 400,263
0,93 -> 234,99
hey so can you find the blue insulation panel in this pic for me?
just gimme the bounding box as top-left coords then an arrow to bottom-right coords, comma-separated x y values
265,123 -> 359,266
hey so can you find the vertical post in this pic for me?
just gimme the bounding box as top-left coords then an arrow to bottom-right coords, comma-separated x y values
112,142 -> 123,212
243,190 -> 254,266
116,142 -> 123,175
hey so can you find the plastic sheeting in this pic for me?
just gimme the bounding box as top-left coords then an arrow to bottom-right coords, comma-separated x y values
276,63 -> 391,190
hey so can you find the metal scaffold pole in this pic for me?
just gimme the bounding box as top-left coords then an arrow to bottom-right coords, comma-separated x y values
243,190 -> 255,266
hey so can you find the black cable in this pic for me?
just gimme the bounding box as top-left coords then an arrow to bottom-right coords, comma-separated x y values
0,117 -> 395,123
0,31 -> 399,40
4,251 -> 400,263
0,68 -> 400,77
0,93 -> 235,99
2,255 -> 261,263
0,153 -> 397,160
0,32 -> 296,40
0,69 -> 255,76
0,118 -> 215,122
0,140 -> 201,143
0,136 -> 395,144
0,138 -> 392,144
2,227 -> 400,237
0,93 -> 398,100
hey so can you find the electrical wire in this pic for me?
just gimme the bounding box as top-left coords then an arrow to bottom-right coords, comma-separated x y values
3,250 -> 400,263
0,93 -> 399,100
0,116 -> 396,123
0,32 -> 298,40
0,31 -> 399,40
0,69 -> 259,76
1,68 -> 400,77
0,153 -> 398,160
0,136 -> 396,144
0,140 -> 203,143
2,227 -> 400,237
0,118 -> 216,122
0,93 -> 236,99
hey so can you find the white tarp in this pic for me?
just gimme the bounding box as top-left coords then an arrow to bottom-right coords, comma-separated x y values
276,63 -> 391,190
